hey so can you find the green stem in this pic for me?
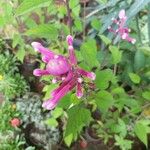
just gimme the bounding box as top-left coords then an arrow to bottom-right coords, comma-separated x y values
83,1 -> 86,41
66,0 -> 72,35
148,3 -> 150,46
135,14 -> 142,44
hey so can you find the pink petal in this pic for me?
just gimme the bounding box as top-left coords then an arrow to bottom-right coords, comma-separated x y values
66,35 -> 73,46
42,56 -> 50,63
119,9 -> 126,19
33,69 -> 50,76
68,45 -> 77,65
31,42 -> 54,59
108,26 -> 117,34
121,33 -> 128,39
77,68 -> 96,80
131,39 -> 136,44
51,71 -> 73,97
42,79 -> 76,110
76,82 -> 83,98
46,56 -> 71,76
126,36 -> 136,44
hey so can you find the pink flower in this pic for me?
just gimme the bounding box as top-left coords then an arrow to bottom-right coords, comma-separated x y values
108,9 -> 136,44
32,35 -> 96,110
10,118 -> 20,127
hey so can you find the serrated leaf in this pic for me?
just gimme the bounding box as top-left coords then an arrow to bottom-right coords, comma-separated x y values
109,45 -> 122,64
142,91 -> 150,101
16,47 -> 25,62
95,69 -> 116,90
74,19 -> 83,32
129,73 -> 141,84
64,134 -> 73,147
45,118 -> 58,127
51,107 -> 63,119
134,122 -> 148,147
80,39 -> 99,69
64,105 -> 91,146
69,0 -> 79,9
95,90 -> 114,112
91,18 -> 102,31
72,5 -> 80,17
57,94 -> 72,109
25,24 -> 58,39
16,0 -> 51,16
12,34 -> 23,48
99,35 -> 111,45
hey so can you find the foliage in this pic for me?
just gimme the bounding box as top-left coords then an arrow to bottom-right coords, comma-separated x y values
0,133 -> 26,150
0,101 -> 20,132
0,101 -> 35,150
0,52 -> 29,99
16,92 -> 60,149
0,0 -> 150,149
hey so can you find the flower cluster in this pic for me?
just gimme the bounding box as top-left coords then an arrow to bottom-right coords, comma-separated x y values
108,9 -> 136,44
32,35 -> 96,110
10,118 -> 20,127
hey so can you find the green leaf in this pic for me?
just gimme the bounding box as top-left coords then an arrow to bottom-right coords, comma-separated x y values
134,121 -> 150,147
142,91 -> 150,101
109,45 -> 122,64
91,18 -> 102,31
43,84 -> 57,99
111,119 -> 127,137
127,0 -> 150,19
115,135 -> 132,150
69,0 -> 79,9
25,24 -> 58,39
12,34 -> 23,48
64,134 -> 73,147
134,50 -> 145,71
95,69 -> 116,90
16,47 -> 25,62
72,5 -> 80,17
95,90 -> 114,112
16,0 -> 51,16
80,39 -> 99,69
74,19 -> 83,32
51,107 -> 63,119
57,94 -> 72,109
45,118 -> 58,127
129,73 -> 141,84
139,46 -> 150,56
99,35 -> 111,45
64,105 -> 91,146
96,0 -> 108,4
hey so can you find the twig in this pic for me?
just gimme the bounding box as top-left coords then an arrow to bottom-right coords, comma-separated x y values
113,64 -> 117,75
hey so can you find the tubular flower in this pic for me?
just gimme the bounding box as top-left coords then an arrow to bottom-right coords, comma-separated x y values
108,9 -> 136,44
32,35 -> 96,110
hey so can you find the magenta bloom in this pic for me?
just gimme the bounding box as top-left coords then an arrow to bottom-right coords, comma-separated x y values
108,9 -> 136,44
32,35 -> 96,110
